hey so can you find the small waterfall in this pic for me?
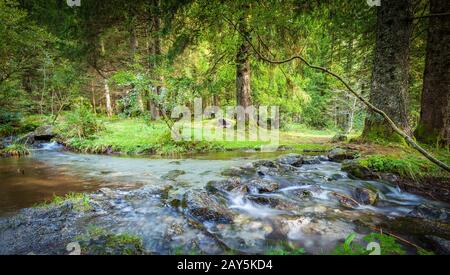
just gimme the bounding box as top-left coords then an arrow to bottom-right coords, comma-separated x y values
39,141 -> 63,151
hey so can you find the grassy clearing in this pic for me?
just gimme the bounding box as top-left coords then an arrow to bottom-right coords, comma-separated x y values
58,117 -> 335,155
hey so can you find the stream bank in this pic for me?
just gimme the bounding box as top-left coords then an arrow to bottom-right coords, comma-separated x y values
0,145 -> 449,255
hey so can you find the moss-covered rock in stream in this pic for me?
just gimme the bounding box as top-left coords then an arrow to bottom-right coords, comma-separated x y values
353,187 -> 378,205
341,161 -> 379,180
183,191 -> 234,223
77,226 -> 147,255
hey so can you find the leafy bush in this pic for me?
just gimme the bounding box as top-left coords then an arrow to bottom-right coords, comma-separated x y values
57,103 -> 103,139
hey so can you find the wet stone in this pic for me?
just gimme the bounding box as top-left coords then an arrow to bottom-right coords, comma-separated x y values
408,204 -> 450,221
183,192 -> 234,223
353,187 -> 378,205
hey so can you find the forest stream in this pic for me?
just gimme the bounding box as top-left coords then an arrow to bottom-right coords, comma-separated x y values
0,142 -> 449,255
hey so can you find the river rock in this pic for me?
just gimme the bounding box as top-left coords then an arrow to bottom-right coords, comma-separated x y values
18,125 -> 55,144
425,235 -> 450,255
183,192 -> 234,223
341,161 -> 378,180
246,195 -> 298,211
302,156 -> 321,165
162,169 -> 186,181
206,178 -> 243,194
221,166 -> 255,177
353,187 -> 378,205
247,179 -> 280,193
277,154 -> 304,167
328,148 -> 358,162
408,204 -> 450,221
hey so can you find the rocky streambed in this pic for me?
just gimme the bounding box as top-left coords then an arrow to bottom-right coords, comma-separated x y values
0,147 -> 449,255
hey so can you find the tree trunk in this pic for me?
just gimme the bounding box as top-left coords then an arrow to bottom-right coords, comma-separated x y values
129,14 -> 145,114
148,0 -> 162,119
414,0 -> 450,148
104,78 -> 113,117
236,4 -> 252,121
362,0 -> 413,141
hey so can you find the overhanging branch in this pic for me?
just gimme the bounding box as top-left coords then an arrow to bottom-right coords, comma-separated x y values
223,16 -> 450,172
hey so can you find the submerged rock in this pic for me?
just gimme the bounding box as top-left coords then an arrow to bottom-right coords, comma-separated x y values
247,179 -> 280,193
162,170 -> 186,181
276,154 -> 304,167
246,195 -> 298,211
353,187 -> 378,205
183,192 -> 234,223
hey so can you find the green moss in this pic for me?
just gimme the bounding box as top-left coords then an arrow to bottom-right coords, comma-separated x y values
34,192 -> 92,211
264,240 -> 305,255
77,225 -> 146,255
358,155 -> 426,180
361,124 -> 408,146
357,149 -> 450,179
414,124 -> 447,149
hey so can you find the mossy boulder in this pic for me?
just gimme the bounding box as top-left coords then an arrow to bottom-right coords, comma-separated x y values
78,228 -> 147,255
353,187 -> 378,205
341,161 -> 378,180
328,148 -> 359,162
183,191 -> 234,223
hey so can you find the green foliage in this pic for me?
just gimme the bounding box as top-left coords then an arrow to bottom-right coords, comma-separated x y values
56,101 -> 104,139
359,155 -> 429,180
333,233 -> 406,255
76,225 -> 146,255
333,233 -> 367,255
363,233 -> 405,255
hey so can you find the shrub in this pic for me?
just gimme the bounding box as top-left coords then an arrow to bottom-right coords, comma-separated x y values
57,103 -> 103,139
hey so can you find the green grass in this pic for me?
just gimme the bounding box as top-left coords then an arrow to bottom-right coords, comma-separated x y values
0,143 -> 30,157
59,117 -> 335,155
357,145 -> 450,180
34,192 -> 92,211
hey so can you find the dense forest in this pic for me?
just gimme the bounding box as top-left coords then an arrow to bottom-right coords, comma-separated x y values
0,0 -> 449,256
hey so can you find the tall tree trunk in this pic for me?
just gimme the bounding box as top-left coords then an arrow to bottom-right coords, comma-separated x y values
129,13 -> 145,113
362,0 -> 413,141
236,4 -> 252,122
104,78 -> 113,117
148,0 -> 161,119
414,0 -> 450,148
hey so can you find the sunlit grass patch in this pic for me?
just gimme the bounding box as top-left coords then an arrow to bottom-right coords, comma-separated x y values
34,192 -> 92,211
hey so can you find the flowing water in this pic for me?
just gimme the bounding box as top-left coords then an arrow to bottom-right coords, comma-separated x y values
0,143 -> 448,254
